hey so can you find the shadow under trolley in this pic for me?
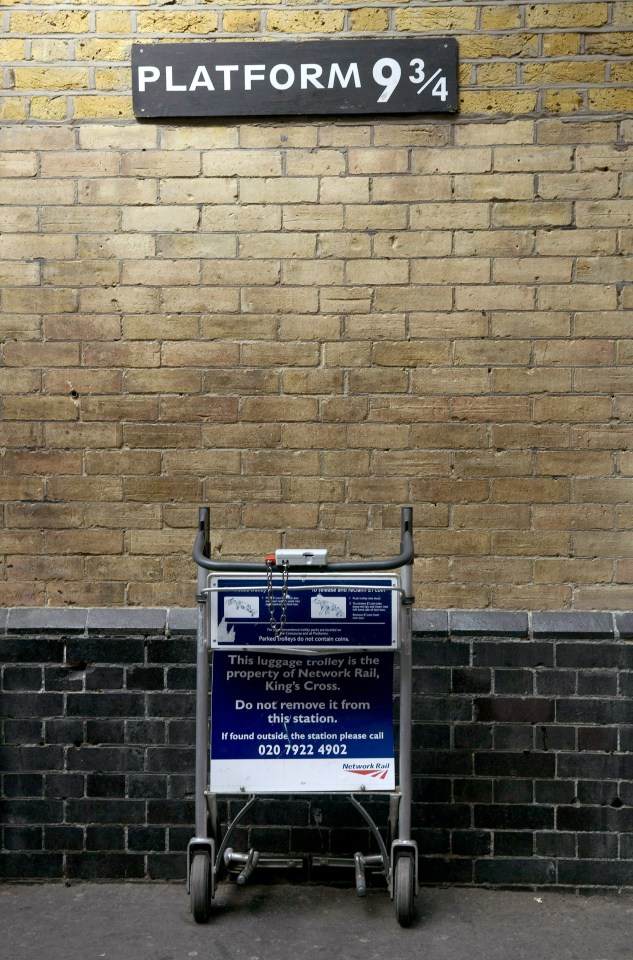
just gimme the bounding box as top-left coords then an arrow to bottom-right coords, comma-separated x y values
189,506 -> 418,926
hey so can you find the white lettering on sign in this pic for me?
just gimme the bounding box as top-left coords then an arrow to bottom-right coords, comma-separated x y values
136,61 -> 375,97
373,57 -> 401,102
244,64 -> 266,89
165,65 -> 186,92
270,63 -> 295,91
216,64 -> 239,90
300,63 -> 324,90
189,65 -> 214,91
138,65 -> 159,92
328,62 -> 361,90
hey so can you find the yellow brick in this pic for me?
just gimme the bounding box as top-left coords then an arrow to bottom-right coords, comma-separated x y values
575,586 -> 633,610
539,170 -> 617,200
161,127 -> 237,149
10,11 -> 90,33
373,341 -> 449,366
460,91 -> 538,115
480,5 -> 522,29
396,8 -> 478,30
409,311 -> 487,339
72,96 -> 133,120
526,2 -> 608,27
493,368 -> 571,395
493,257 -> 573,283
494,145 -> 573,172
350,8 -> 389,31
613,1 -> 633,24
573,533 -> 633,559
95,11 -> 132,33
493,531 -> 571,557
455,557 -> 531,585
454,504 -> 531,530
30,39 -> 71,63
455,390 -> 528,425
537,119 -> 617,144
203,0 -> 276,5
75,39 -> 131,61
453,172 -> 534,201
492,200 -> 572,228
535,559 -> 612,584
455,284 -> 535,311
78,124 -> 156,150
95,68 -> 129,92
4,283 -> 79,313
0,262 -> 38,286
589,89 -> 633,112
524,61 -> 604,84
461,64 -> 475,87
13,68 -> 89,91
267,11 -> 345,33
493,585 -> 572,609
348,148 -> 408,174
493,478 -> 569,503
585,31 -> 633,55
543,33 -> 582,56
202,149 -> 282,176
538,284 -> 617,311
544,90 -> 584,114
455,122 -> 534,149
374,124 -> 448,148
240,125 -> 316,148
222,10 -> 261,32
137,12 -> 218,34
0,39 -> 26,60
477,64 -> 518,86
612,62 -> 633,82
411,257 -> 489,284
459,34 -> 539,59
29,96 -> 67,120
279,314 -> 341,340
534,338 -> 615,367
0,98 -> 27,121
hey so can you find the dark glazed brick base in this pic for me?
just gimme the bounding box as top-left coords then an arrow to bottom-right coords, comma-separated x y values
1,608 -> 632,889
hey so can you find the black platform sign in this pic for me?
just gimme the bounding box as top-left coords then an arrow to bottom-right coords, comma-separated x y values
132,39 -> 458,118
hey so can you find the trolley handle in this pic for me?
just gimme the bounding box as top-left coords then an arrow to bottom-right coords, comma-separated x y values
192,506 -> 414,573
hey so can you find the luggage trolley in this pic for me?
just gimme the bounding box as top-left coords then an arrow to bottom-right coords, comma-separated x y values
189,506 -> 418,926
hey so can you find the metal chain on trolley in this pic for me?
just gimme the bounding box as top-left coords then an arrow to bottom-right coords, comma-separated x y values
265,556 -> 289,640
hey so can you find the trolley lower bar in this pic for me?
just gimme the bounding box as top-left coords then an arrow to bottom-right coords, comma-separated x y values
204,792 -> 397,892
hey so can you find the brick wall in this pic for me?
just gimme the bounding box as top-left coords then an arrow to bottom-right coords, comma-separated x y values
1,3 -> 633,609
1,610 -> 632,887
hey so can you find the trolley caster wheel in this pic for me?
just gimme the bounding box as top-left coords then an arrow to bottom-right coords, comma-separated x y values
393,855 -> 415,928
190,853 -> 213,924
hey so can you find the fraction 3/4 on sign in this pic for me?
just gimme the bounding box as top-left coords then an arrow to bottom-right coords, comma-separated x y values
373,56 -> 449,103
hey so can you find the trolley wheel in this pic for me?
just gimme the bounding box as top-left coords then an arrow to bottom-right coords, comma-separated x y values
394,855 -> 415,928
190,852 -> 213,924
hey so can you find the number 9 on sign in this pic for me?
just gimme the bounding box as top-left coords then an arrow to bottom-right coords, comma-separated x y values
372,57 -> 402,103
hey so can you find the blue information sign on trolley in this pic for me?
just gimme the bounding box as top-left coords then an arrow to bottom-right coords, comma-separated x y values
210,650 -> 395,793
207,573 -> 400,790
208,573 -> 400,651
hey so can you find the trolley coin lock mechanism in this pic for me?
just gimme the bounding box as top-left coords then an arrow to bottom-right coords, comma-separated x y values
274,548 -> 328,567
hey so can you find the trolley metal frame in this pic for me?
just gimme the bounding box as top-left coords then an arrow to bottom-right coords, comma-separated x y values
189,506 -> 418,926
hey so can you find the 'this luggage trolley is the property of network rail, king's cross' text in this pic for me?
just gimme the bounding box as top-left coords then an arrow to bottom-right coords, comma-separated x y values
189,506 -> 418,926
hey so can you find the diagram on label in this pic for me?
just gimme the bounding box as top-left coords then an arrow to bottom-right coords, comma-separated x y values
311,595 -> 346,619
224,596 -> 259,618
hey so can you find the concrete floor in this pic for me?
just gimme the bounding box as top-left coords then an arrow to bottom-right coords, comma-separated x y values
1,882 -> 632,960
